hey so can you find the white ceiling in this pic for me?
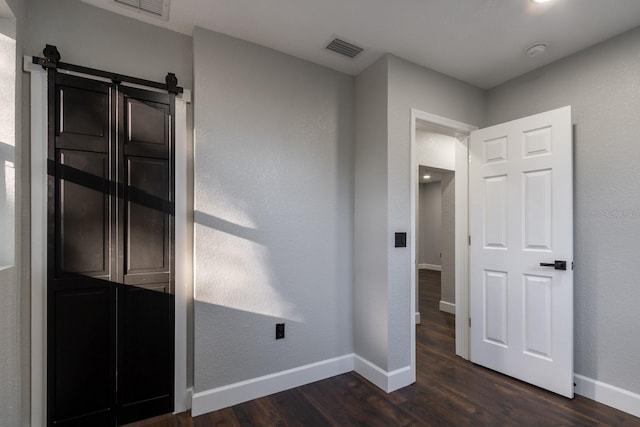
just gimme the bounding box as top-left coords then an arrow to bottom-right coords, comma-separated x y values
82,0 -> 640,89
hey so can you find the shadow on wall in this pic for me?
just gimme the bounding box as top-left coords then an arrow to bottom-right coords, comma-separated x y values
193,210 -> 303,323
193,300 -> 304,389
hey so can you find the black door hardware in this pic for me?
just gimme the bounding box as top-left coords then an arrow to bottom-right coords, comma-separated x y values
540,260 -> 567,270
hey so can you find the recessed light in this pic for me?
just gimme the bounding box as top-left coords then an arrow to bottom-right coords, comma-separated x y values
531,0 -> 553,3
423,174 -> 431,179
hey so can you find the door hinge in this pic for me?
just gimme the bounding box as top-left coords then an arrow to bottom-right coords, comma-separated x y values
469,318 -> 471,328
468,235 -> 471,246
572,261 -> 574,270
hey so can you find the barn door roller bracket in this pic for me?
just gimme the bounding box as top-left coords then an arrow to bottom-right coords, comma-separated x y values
32,44 -> 61,69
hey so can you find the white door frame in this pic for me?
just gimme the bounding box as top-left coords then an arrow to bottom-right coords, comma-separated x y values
25,57 -> 192,426
410,109 -> 477,366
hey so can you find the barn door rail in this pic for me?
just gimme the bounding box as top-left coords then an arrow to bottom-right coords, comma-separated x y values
32,44 -> 183,94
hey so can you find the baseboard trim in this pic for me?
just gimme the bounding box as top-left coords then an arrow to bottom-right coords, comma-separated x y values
439,301 -> 455,314
191,354 -> 354,416
415,311 -> 421,324
174,387 -> 193,414
418,263 -> 441,271
354,355 -> 413,393
574,374 -> 640,418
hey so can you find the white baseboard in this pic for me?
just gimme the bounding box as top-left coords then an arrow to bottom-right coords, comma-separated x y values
174,387 -> 193,414
191,354 -> 354,416
439,301 -> 455,314
574,374 -> 640,418
354,355 -> 413,393
415,312 -> 421,324
418,263 -> 441,271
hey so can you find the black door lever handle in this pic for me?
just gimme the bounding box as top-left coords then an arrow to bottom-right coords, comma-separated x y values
540,260 -> 567,270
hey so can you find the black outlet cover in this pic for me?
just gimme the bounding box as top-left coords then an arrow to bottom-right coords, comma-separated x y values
395,232 -> 407,248
276,323 -> 285,340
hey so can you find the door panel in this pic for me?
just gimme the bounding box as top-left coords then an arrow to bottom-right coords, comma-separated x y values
53,287 -> 116,424
117,85 -> 175,425
55,74 -> 111,153
57,150 -> 111,278
117,284 -> 174,425
122,87 -> 171,159
469,106 -> 573,398
125,156 -> 170,276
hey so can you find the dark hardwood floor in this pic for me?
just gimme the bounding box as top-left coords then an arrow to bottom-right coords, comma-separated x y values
126,270 -> 640,426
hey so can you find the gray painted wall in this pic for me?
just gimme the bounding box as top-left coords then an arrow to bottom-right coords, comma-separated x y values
0,19 -> 17,427
354,55 -> 389,370
385,54 -> 485,371
487,26 -> 640,395
416,130 -> 456,171
0,0 -> 23,424
440,172 -> 455,305
25,0 -> 193,89
192,28 -> 354,391
418,182 -> 441,266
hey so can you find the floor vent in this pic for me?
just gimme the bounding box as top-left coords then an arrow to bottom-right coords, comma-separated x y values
114,0 -> 170,20
325,37 -> 364,59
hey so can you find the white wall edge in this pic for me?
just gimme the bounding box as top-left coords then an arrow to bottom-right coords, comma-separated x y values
415,312 -> 421,324
439,301 -> 455,314
25,56 -> 47,427
353,355 -> 413,393
191,354 -> 354,417
174,91 -> 191,413
574,374 -> 640,419
418,263 -> 441,271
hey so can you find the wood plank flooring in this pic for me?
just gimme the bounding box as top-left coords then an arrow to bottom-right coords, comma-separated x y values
125,270 -> 640,426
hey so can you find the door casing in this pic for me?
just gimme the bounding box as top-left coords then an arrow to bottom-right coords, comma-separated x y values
25,58 -> 192,426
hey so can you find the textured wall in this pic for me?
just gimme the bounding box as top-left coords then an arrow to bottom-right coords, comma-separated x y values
418,182 -> 441,266
440,172 -> 455,305
415,130 -> 456,171
193,28 -> 354,391
386,54 -> 485,370
354,56 -> 389,370
0,2 -> 20,425
25,0 -> 193,89
0,266 -> 19,427
0,23 -> 15,267
487,26 -> 640,395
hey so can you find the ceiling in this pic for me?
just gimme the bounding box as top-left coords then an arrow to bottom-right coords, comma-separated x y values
419,166 -> 450,184
81,0 -> 640,89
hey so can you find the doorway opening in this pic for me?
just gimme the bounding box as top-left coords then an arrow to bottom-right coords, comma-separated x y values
409,109 -> 476,378
416,164 -> 455,318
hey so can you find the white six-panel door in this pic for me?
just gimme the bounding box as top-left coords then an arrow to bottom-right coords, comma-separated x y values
469,106 -> 573,398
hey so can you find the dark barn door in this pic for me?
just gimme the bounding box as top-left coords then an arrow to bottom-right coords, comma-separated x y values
48,73 -> 175,426
117,86 -> 175,425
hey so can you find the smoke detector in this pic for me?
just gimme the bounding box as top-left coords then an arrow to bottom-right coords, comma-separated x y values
114,0 -> 170,20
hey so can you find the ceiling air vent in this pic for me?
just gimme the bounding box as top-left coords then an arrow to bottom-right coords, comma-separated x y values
325,37 -> 364,59
114,0 -> 170,20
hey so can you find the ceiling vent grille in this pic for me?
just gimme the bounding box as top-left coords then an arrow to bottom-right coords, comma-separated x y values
114,0 -> 170,20
325,37 -> 364,59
